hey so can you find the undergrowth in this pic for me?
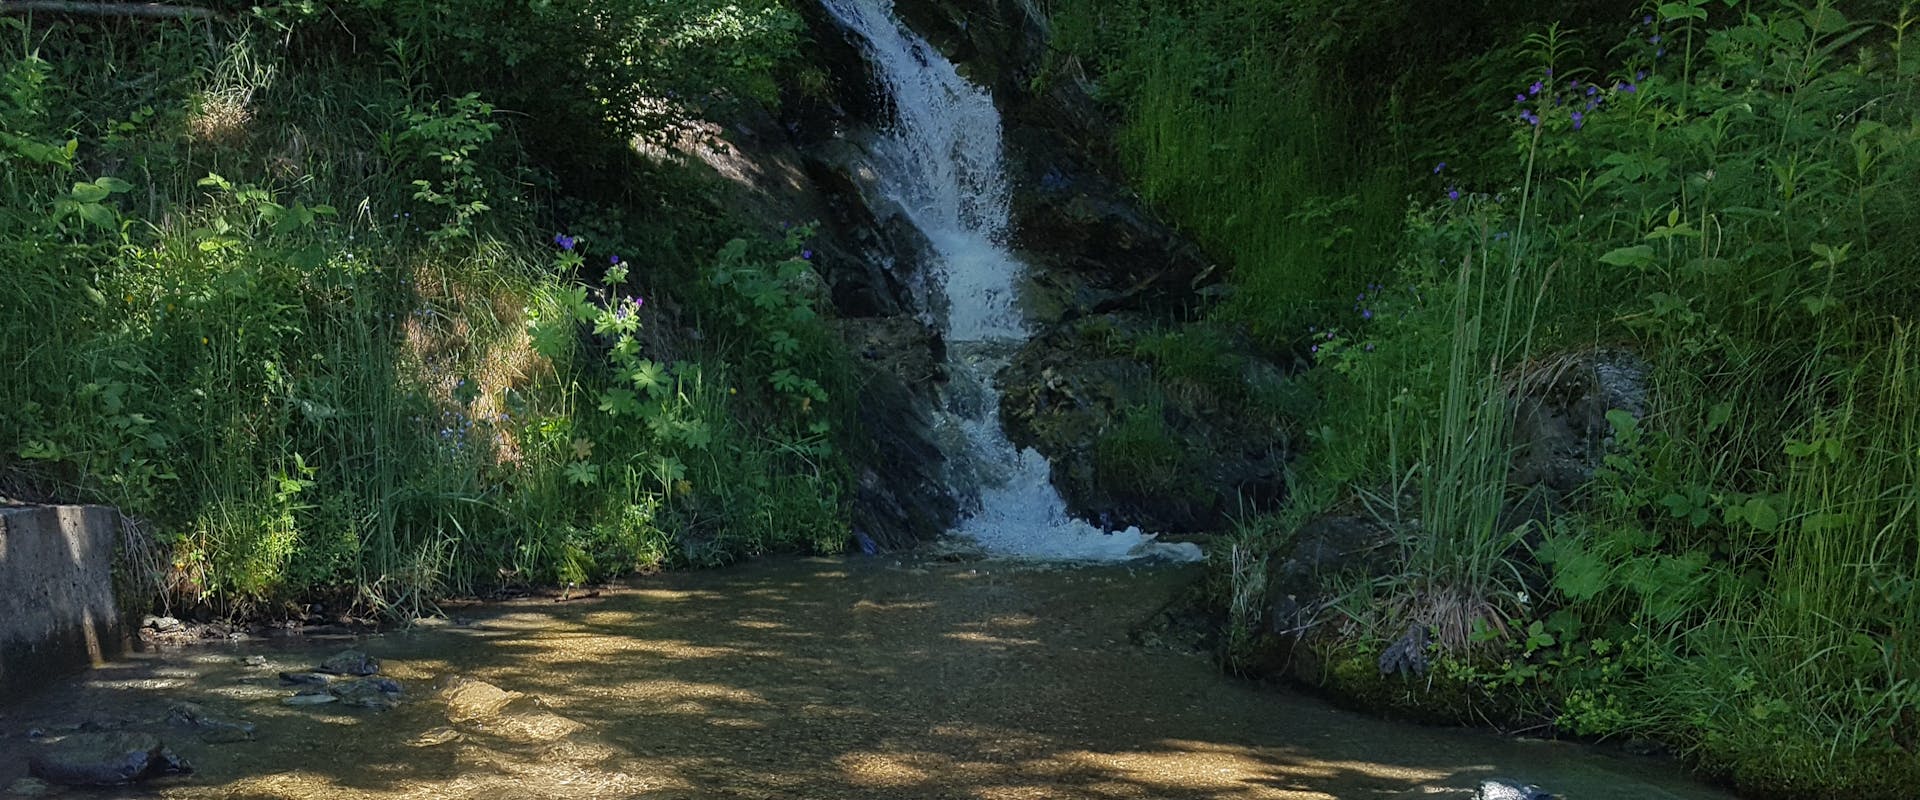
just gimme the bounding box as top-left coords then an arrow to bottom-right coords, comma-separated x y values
1049,0 -> 1920,794
0,1 -> 851,618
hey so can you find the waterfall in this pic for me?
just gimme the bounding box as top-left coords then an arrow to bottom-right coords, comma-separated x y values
820,0 -> 1200,562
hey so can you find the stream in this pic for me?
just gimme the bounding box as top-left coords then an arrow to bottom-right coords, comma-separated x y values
0,3 -> 1748,798
1,557 -> 1734,799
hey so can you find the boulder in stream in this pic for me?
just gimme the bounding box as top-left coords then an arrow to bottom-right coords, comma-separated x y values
25,732 -> 191,786
316,649 -> 380,676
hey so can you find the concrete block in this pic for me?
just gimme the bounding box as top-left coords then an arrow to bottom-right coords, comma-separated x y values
0,505 -> 127,700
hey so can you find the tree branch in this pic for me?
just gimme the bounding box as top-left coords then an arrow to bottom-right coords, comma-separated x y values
0,2 -> 216,19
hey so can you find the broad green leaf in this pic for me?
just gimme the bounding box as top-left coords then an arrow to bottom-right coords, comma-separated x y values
1599,245 -> 1655,268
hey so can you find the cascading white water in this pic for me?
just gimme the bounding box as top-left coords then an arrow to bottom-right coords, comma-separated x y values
821,0 -> 1200,562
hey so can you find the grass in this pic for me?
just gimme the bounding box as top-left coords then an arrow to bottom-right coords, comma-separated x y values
1048,0 -> 1920,794
0,4 -> 852,616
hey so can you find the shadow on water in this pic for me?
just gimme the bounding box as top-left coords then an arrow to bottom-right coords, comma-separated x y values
0,557 -> 1734,799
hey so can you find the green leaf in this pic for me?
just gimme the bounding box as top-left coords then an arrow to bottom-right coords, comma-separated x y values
1658,2 -> 1708,21
1742,498 -> 1780,532
68,182 -> 111,203
564,461 -> 599,486
1599,245 -> 1655,269
75,203 -> 118,230
628,360 -> 669,396
1706,402 -> 1734,432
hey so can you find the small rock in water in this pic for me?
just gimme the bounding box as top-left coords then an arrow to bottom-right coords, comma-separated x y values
279,671 -> 333,687
282,691 -> 339,707
3,778 -> 50,797
1475,778 -> 1556,800
167,701 -> 257,743
316,649 -> 380,676
329,676 -> 403,710
26,732 -> 192,787
240,654 -> 269,668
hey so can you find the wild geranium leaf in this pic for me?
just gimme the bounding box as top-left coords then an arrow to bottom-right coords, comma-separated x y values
564,461 -> 599,486
629,360 -> 668,395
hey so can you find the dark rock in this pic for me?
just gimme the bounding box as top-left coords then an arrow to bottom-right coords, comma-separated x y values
1378,623 -> 1431,677
1243,514 -> 1396,680
26,732 -> 191,786
279,671 -> 332,686
316,649 -> 379,676
281,690 -> 337,707
1011,160 -> 1219,317
1510,350 -> 1650,494
997,317 -> 1290,533
166,701 -> 256,743
329,676 -> 403,710
842,318 -> 958,549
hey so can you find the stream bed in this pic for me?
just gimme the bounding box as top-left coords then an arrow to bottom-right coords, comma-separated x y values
2,557 -> 1733,799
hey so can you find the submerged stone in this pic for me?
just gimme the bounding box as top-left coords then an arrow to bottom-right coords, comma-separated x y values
25,732 -> 192,787
3,778 -> 50,797
316,649 -> 380,676
282,690 -> 338,706
167,701 -> 256,743
279,671 -> 332,686
330,676 -> 403,709
441,676 -> 522,723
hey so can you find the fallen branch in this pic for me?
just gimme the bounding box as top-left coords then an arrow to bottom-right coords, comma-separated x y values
0,1 -> 216,18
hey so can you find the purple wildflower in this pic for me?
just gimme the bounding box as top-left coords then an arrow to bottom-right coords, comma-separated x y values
1434,162 -> 1447,174
1529,81 -> 1543,96
1571,111 -> 1585,130
1362,309 -> 1375,320
1447,187 -> 1461,201
1516,93 -> 1528,103
1643,14 -> 1653,25
1656,48 -> 1666,58
611,255 -> 623,265
1311,345 -> 1320,354
554,234 -> 577,251
1650,35 -> 1662,44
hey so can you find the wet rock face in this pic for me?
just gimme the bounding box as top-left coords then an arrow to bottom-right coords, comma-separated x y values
26,732 -> 191,786
788,0 -> 1267,541
997,317 -> 1290,533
